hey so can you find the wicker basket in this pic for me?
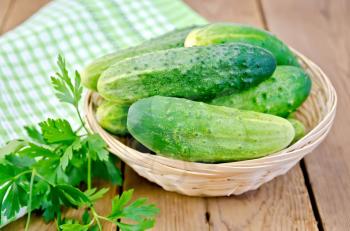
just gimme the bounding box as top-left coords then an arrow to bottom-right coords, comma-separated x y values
84,48 -> 337,196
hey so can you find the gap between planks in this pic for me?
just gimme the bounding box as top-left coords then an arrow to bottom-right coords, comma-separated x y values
300,160 -> 324,231
0,0 -> 321,230
257,0 -> 323,229
123,0 -> 318,230
261,0 -> 350,230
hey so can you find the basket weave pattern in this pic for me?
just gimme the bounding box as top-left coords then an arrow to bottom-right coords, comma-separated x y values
84,48 -> 337,196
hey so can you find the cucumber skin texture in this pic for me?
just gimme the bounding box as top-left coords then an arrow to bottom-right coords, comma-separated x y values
287,118 -> 305,143
210,66 -> 311,117
96,101 -> 129,135
185,23 -> 300,67
81,26 -> 198,90
127,96 -> 294,163
98,43 -> 276,104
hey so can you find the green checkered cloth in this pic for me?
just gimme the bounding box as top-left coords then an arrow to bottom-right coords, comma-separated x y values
0,0 -> 206,145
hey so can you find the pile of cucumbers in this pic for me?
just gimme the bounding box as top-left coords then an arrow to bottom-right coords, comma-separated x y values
82,23 -> 311,163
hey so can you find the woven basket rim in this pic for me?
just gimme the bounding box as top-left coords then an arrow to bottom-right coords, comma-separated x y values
84,47 -> 337,172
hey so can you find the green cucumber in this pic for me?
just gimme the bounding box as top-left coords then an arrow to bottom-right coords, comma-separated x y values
185,23 -> 299,66
81,26 -> 198,90
98,43 -> 276,103
96,101 -> 129,135
210,66 -> 311,117
127,96 -> 294,163
287,118 -> 306,143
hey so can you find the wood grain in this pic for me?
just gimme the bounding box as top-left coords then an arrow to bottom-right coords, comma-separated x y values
207,166 -> 317,231
261,0 -> 350,230
1,0 -> 50,34
184,0 -> 263,26
123,167 -> 209,230
1,1 -> 117,230
0,0 -> 12,33
4,0 -> 343,230
122,1 -> 317,230
186,1 -> 316,230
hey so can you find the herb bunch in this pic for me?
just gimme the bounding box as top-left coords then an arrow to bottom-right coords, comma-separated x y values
0,55 -> 159,231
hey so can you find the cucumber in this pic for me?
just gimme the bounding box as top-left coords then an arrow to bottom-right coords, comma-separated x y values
185,23 -> 299,66
81,26 -> 198,90
210,66 -> 311,117
127,96 -> 294,163
98,43 -> 276,103
96,101 -> 129,135
287,118 -> 306,143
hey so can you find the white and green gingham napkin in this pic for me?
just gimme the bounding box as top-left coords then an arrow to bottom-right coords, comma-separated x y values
0,0 -> 206,145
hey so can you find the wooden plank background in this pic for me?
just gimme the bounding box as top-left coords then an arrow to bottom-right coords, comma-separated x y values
0,0 -> 349,230
261,0 -> 350,230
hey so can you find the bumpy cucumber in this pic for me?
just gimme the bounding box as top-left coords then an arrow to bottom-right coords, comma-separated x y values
96,101 -> 129,135
210,66 -> 311,117
185,23 -> 299,66
127,96 -> 294,163
81,26 -> 198,90
98,43 -> 276,103
287,118 -> 306,143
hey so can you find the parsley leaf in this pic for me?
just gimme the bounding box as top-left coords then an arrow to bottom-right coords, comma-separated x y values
86,134 -> 109,162
39,118 -> 76,143
31,181 -> 49,210
18,143 -> 56,158
0,163 -> 17,185
5,154 -> 35,169
60,223 -> 89,231
84,187 -> 109,202
60,138 -> 82,170
1,181 -> 28,220
0,55 -> 158,231
34,158 -> 60,184
24,125 -> 46,144
108,189 -> 159,228
117,219 -> 155,231
108,189 -> 133,218
42,184 -> 91,222
81,209 -> 91,225
55,184 -> 91,207
51,55 -> 82,107
0,140 -> 27,158
88,157 -> 122,186
119,198 -> 159,221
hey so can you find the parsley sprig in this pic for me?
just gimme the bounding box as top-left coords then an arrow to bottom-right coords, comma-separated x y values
0,56 -> 159,230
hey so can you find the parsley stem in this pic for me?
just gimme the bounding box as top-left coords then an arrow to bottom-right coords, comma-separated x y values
25,169 -> 36,231
35,173 -> 55,186
96,215 -> 112,222
75,107 -> 90,135
87,154 -> 92,190
12,170 -> 32,180
91,207 -> 102,230
75,124 -> 84,133
53,143 -> 64,152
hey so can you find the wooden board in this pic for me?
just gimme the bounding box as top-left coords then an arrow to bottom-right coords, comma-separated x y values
122,1 -> 317,230
184,0 -> 263,26
261,0 -> 350,230
4,0 -> 350,230
0,1 -> 117,230
0,0 -> 12,34
0,0 -> 50,34
123,167 -> 209,230
207,166 -> 317,231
